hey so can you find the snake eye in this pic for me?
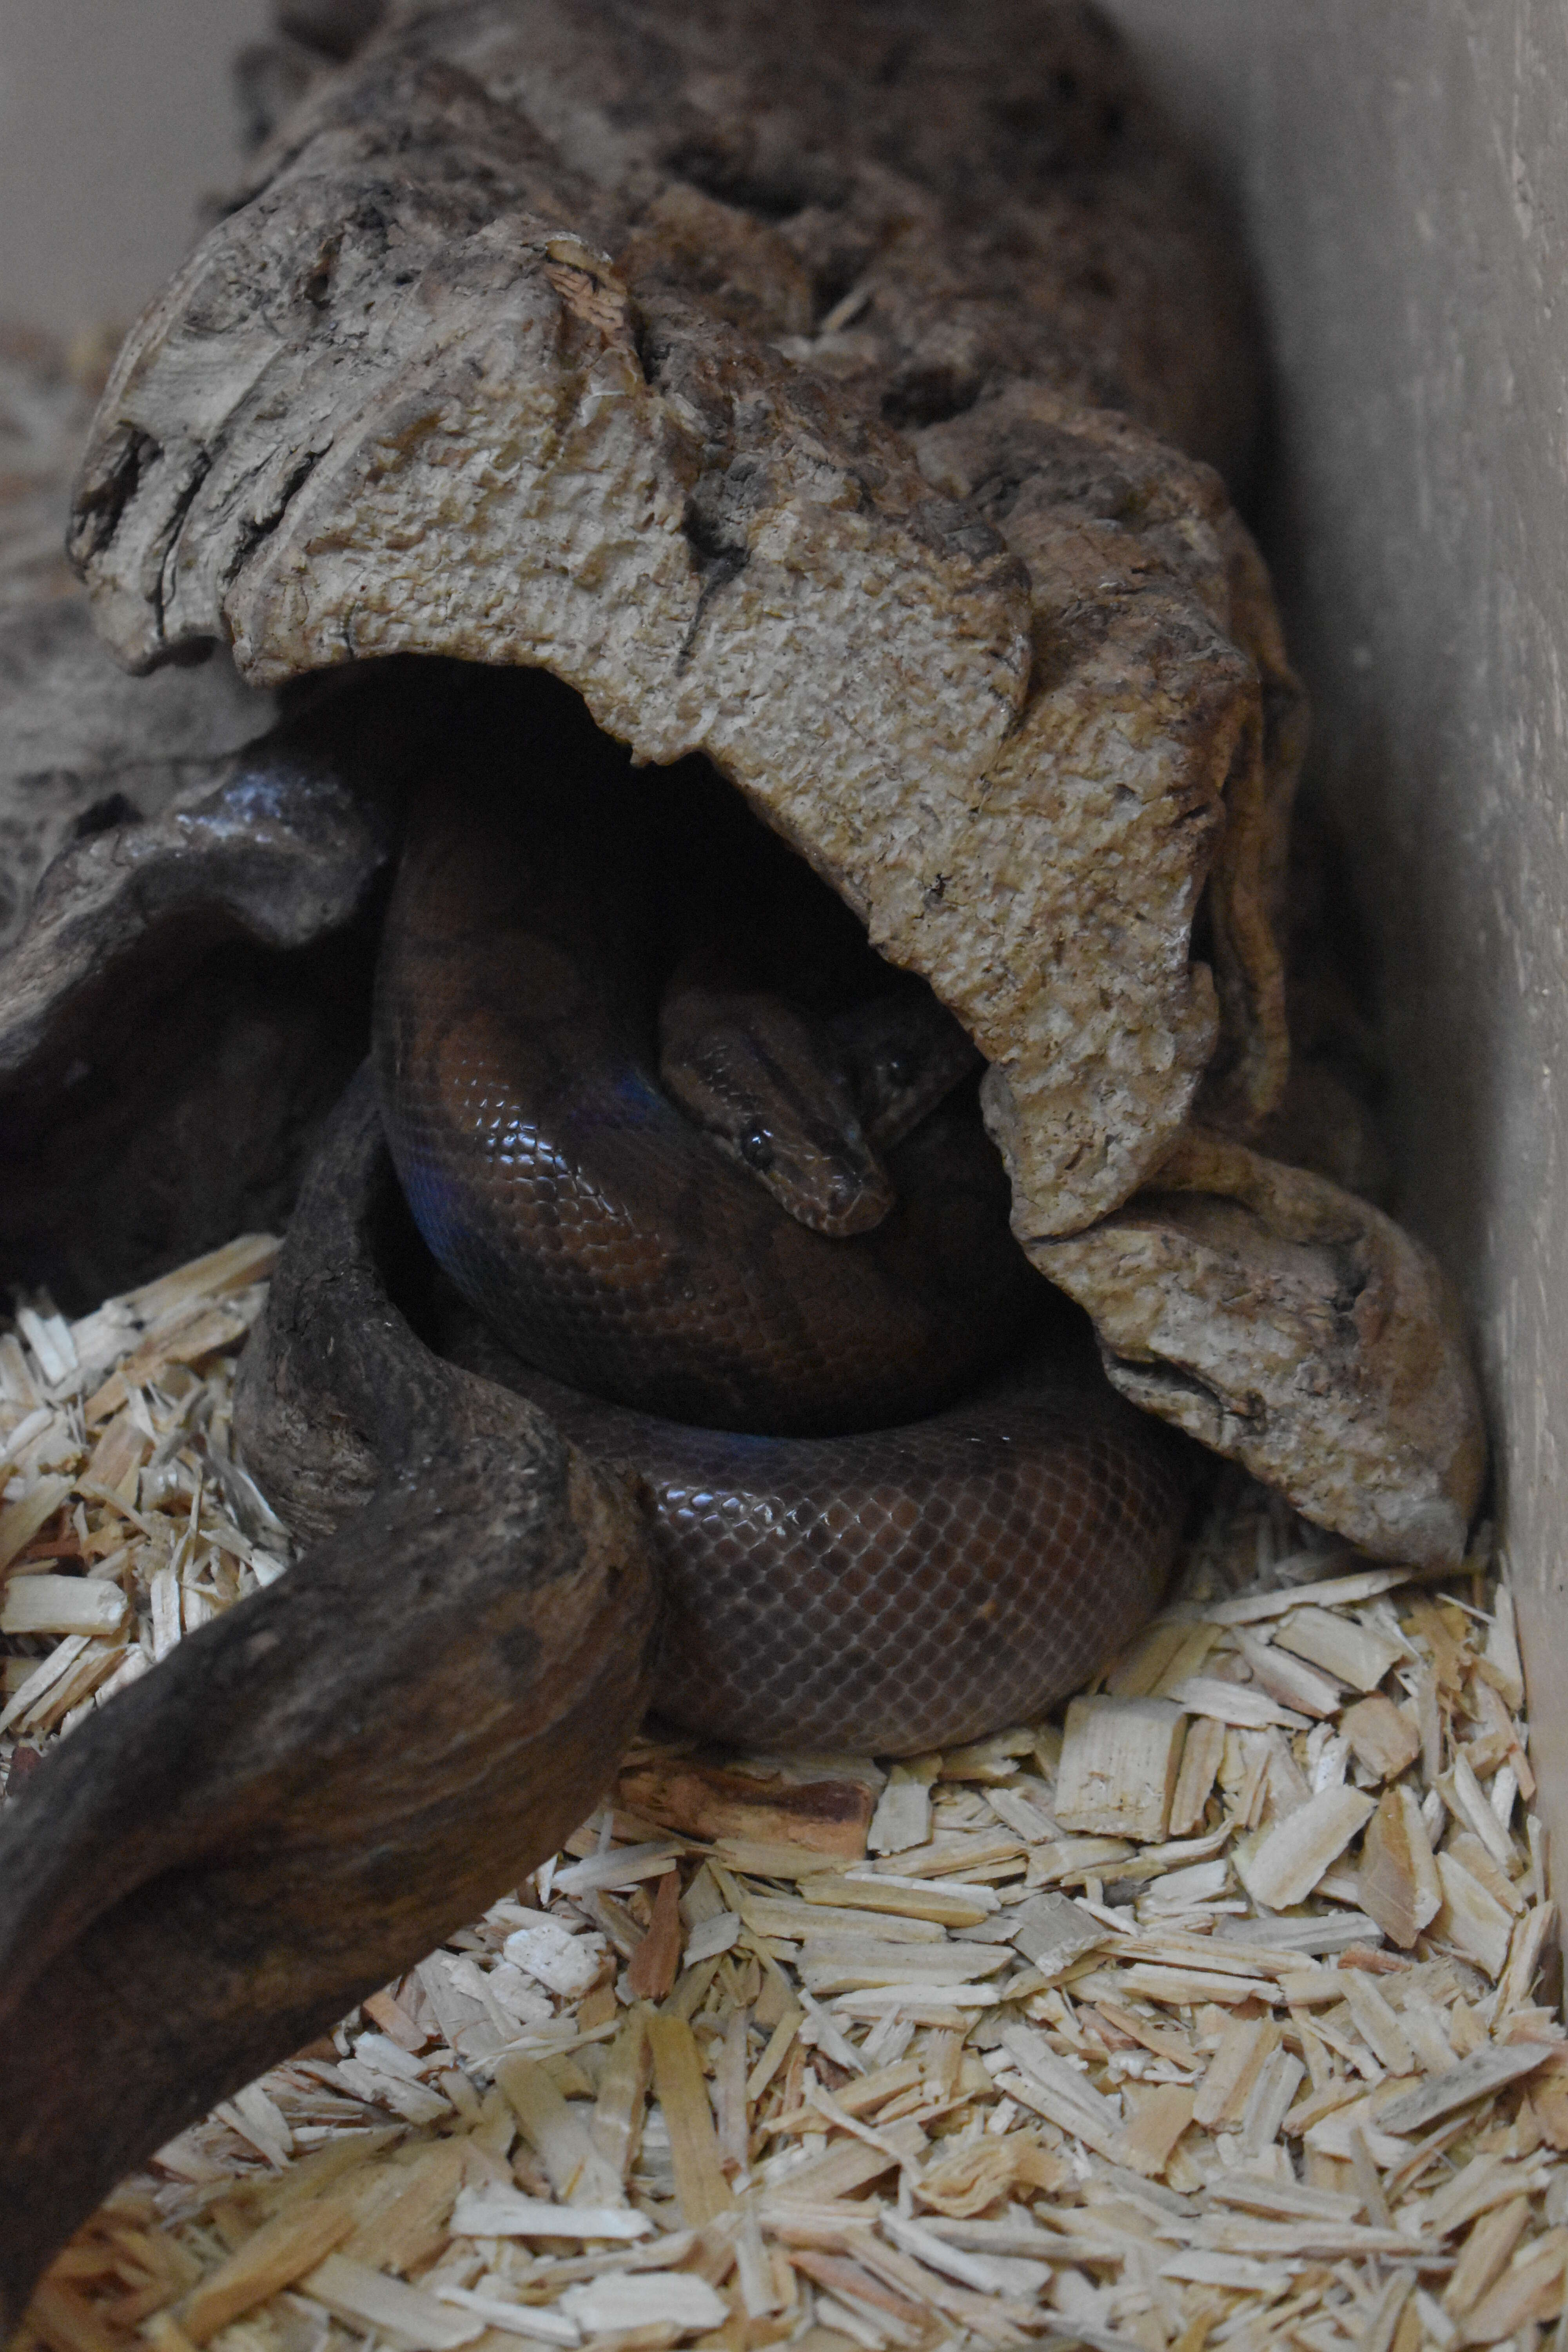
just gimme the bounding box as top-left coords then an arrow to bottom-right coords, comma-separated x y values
739,1126 -> 774,1171
883,1049 -> 916,1087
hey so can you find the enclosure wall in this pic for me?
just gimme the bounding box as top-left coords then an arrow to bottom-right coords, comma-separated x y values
1110,0 -> 1568,1869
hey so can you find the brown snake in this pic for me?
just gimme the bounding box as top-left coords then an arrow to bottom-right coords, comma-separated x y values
374,684 -> 1191,1752
0,684 -> 1191,2304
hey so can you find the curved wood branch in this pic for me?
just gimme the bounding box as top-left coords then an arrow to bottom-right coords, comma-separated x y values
0,1073 -> 658,2323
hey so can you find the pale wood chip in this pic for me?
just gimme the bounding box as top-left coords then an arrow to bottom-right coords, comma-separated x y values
646,2013 -> 733,2226
983,1782 -> 1061,1843
448,2183 -> 652,2238
1433,1851 -> 1514,1980
740,1895 -> 942,1946
879,2211 -> 1049,2299
1376,2043 -> 1554,2135
1113,1926 -> 1328,1980
1339,1972 -> 1417,2075
1499,1901 -> 1557,2012
301,2253 -> 486,2350
1273,1604 -> 1407,1691
1444,2196 -> 1534,2316
760,2120 -> 924,2207
1424,2154 -> 1552,2238
1483,1585 -> 1526,1712
1053,1695 -> 1187,1840
1194,2014 -> 1281,2129
1158,2247 -> 1298,2292
497,2056 -> 626,2207
1204,2173 -> 1362,2222
1236,1785 -> 1376,1909
1299,2083 -> 1414,2165
865,1833 -> 1024,1879
682,1909 -> 741,1964
1166,1675 -> 1310,1730
710,1837 -> 861,1879
559,2273 -> 728,2334
1446,1829 -> 1525,1917
799,1942 -> 1012,1995
0,1572 -> 127,1636
1234,1627 -> 1344,1718
590,2004 -> 653,2179
1341,1691 -> 1423,1780
866,1766 -> 935,1857
1203,1565 -> 1416,1624
176,2197 -> 356,2343
337,2140 -> 464,2269
1358,1785 -> 1443,1949
552,1842 -> 684,1895
937,1727 -> 1036,1780
427,2288 -> 579,2343
801,1874 -> 996,1927
0,1472 -> 74,1573
1027,1834 -> 1135,1886
1107,1617 -> 1203,1698
1005,1891 -> 1109,1975
1241,2045 -> 1307,2152
1166,1713 -> 1227,1836
120,1234 -> 281,1326
87,1304 -> 250,1422
1116,2082 -> 1196,2178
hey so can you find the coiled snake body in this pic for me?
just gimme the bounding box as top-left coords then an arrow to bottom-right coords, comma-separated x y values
374,700 -> 1190,1753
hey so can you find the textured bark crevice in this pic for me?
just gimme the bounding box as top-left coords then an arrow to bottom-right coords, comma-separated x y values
0,665 -> 428,1307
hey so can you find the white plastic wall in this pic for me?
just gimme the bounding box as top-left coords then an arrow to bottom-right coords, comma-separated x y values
1111,2 -> 1568,1867
0,0 -> 271,337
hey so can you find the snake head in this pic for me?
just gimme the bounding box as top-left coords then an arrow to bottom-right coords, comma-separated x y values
659,956 -> 896,1238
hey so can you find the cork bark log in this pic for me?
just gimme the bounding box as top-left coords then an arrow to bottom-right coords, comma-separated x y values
41,0 -> 1482,1548
70,0 -> 1290,1240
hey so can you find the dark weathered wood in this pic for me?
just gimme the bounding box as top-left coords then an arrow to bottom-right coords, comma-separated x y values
0,1074 -> 659,2323
0,664 -> 430,1308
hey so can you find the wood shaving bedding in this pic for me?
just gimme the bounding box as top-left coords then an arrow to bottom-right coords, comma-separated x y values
3,1247 -> 1561,2352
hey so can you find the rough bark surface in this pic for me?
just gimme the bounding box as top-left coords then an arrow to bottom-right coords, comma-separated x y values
69,0 -> 1297,1236
1037,1128 -> 1488,1566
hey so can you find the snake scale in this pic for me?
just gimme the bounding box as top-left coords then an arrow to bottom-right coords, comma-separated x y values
374,682 -> 1191,1752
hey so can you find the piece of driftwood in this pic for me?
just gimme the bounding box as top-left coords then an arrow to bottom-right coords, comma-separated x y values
0,664 -> 435,1309
71,0 -> 1293,1247
0,599 -> 273,957
43,0 -> 1483,1540
1038,1126 -> 1486,1565
0,1074 -> 657,2314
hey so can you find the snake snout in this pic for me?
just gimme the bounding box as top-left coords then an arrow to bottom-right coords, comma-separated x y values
658,975 -> 902,1236
806,1151 -> 900,1238
713,1108 -> 898,1237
